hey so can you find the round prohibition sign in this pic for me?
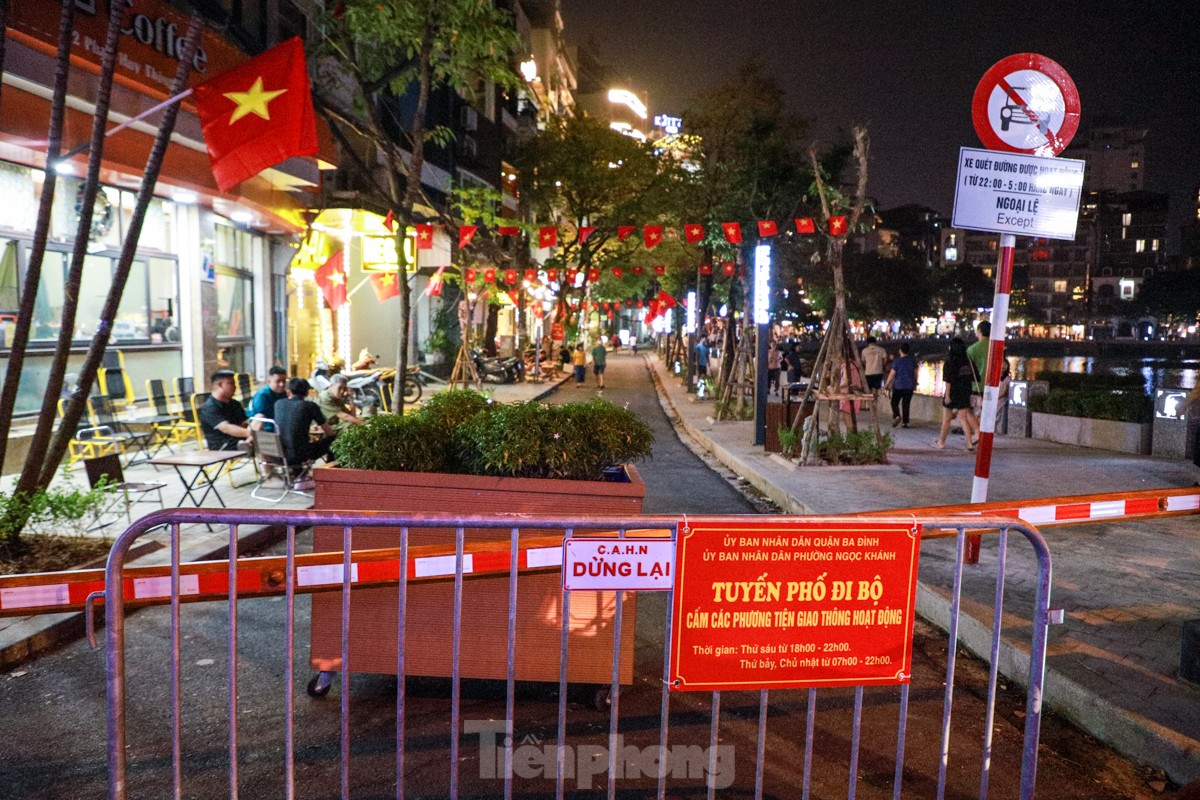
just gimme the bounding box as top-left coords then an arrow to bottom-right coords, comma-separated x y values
972,53 -> 1080,156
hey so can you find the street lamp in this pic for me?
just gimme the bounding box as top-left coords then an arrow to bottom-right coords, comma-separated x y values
754,244 -> 771,445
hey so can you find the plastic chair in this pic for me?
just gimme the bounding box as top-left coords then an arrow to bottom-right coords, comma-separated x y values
145,378 -> 185,454
249,426 -> 314,502
84,451 -> 166,526
98,350 -> 136,409
67,423 -> 122,465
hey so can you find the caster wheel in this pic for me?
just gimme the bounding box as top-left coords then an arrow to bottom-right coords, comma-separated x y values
592,686 -> 612,711
307,671 -> 334,698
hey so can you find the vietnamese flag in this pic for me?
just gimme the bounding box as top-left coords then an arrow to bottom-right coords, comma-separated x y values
546,269 -> 559,281
484,268 -> 497,283
757,220 -> 778,237
612,267 -> 624,279
579,226 -> 596,243
721,222 -> 742,244
794,217 -> 816,234
314,251 -> 347,311
654,264 -> 666,275
415,224 -> 434,249
498,225 -> 520,236
539,226 -> 557,248
722,261 -> 736,276
566,269 -> 579,284
637,300 -> 644,308
464,267 -> 477,283
617,226 -> 635,242
370,271 -> 400,302
587,268 -> 600,282
829,215 -> 848,235
524,269 -> 537,282
504,269 -> 518,284
193,38 -> 318,192
459,225 -> 478,249
424,266 -> 445,297
684,223 -> 705,244
382,210 -> 396,232
632,266 -> 644,275
699,263 -> 712,275
644,225 -> 662,249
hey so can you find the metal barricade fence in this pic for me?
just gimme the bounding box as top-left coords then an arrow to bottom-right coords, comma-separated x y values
103,508 -> 1054,800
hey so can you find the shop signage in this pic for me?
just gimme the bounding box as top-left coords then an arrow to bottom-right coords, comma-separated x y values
669,520 -> 920,692
9,0 -> 245,93
563,538 -> 675,591
550,321 -> 564,342
362,231 -> 417,273
951,147 -> 1085,241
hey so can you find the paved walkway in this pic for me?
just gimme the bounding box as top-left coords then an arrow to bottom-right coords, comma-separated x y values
0,374 -> 568,669
642,352 -> 1200,786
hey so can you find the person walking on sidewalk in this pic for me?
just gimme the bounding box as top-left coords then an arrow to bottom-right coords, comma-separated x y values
967,320 -> 990,414
695,339 -> 710,379
767,343 -> 782,395
861,336 -> 888,393
933,337 -> 979,451
572,343 -> 587,387
884,342 -> 917,427
591,340 -> 608,389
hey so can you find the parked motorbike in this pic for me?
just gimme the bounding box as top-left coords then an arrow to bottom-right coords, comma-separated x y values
471,349 -> 522,384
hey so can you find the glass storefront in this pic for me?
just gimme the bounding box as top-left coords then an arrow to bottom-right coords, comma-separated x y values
213,221 -> 261,371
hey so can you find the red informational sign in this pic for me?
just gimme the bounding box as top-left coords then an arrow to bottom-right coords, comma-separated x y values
972,53 -> 1080,157
550,322 -> 565,342
670,521 -> 921,692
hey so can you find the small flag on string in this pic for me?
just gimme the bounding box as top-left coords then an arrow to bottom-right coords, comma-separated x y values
464,267 -> 477,283
539,226 -> 557,248
504,269 -> 518,284
828,216 -> 848,235
567,269 -> 579,284
383,210 -> 396,232
699,263 -> 712,275
459,225 -> 478,248
617,225 -> 635,242
587,268 -> 600,282
684,223 -> 705,244
498,225 -> 520,236
612,267 -> 623,279
484,268 -> 497,283
757,220 -> 778,237
579,226 -> 596,243
644,225 -> 662,249
722,262 -> 736,276
722,222 -> 742,244
633,265 -> 644,275
654,264 -> 666,275
524,269 -> 537,282
794,217 -> 816,234
415,224 -> 434,250
547,268 -> 559,281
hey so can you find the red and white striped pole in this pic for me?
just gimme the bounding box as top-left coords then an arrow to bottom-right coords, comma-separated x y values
967,232 -> 1016,562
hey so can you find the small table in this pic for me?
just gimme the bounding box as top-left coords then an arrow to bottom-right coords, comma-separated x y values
150,450 -> 248,508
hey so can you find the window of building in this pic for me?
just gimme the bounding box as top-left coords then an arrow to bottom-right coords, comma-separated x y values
1053,279 -> 1067,293
215,268 -> 253,338
1130,160 -> 1140,169
1135,239 -> 1146,253
0,239 -> 17,314
1121,212 -> 1132,226
1151,239 -> 1160,252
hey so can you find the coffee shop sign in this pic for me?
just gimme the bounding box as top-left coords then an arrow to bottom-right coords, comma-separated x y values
654,114 -> 682,134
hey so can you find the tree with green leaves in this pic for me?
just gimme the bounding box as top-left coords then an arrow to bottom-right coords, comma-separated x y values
1134,269 -> 1200,325
312,0 -> 522,411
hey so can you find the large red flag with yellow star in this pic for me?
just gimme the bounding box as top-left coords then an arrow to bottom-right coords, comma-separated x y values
369,271 -> 400,303
193,37 -> 317,192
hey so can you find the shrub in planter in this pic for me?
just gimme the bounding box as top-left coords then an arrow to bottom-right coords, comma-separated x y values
329,390 -> 653,479
816,430 -> 892,465
1034,371 -> 1144,392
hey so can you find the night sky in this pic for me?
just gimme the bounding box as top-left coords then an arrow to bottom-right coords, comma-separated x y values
560,0 -> 1200,247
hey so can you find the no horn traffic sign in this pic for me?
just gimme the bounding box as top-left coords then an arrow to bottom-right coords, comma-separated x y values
972,53 -> 1080,156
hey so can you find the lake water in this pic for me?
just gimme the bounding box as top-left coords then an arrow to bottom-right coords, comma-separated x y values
913,355 -> 1200,395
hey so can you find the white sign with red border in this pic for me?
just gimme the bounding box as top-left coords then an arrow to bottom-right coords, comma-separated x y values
562,538 -> 675,591
952,147 -> 1085,241
972,53 -> 1080,157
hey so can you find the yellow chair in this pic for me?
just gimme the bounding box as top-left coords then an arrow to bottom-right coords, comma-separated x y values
98,350 -> 137,410
59,399 -> 120,465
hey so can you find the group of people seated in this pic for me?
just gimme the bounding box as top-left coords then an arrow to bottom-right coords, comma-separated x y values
198,366 -> 370,487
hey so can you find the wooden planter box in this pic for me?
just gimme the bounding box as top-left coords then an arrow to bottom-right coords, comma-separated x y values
310,464 -> 645,685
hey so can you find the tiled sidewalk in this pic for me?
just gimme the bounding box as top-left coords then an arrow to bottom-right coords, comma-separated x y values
644,352 -> 1200,786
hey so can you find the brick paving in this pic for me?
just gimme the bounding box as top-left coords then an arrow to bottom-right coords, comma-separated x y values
644,352 -> 1200,786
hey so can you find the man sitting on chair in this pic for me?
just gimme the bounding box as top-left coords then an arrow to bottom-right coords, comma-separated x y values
199,369 -> 260,451
274,378 -> 336,466
250,366 -> 288,419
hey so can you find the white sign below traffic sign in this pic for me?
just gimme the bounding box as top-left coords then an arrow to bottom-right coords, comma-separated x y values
562,538 -> 675,592
951,147 -> 1085,241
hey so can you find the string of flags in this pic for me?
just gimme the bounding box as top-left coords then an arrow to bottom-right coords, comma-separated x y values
407,217 -> 848,250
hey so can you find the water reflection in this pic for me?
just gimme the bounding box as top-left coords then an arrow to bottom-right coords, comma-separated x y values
913,354 -> 1199,394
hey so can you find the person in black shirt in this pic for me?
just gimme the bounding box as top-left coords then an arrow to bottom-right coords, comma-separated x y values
273,378 -> 335,465
199,370 -> 257,450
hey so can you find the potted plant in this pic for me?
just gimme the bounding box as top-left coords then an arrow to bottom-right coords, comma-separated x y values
310,391 -> 654,685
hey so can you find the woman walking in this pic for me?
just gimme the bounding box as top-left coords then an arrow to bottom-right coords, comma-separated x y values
933,337 -> 980,451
